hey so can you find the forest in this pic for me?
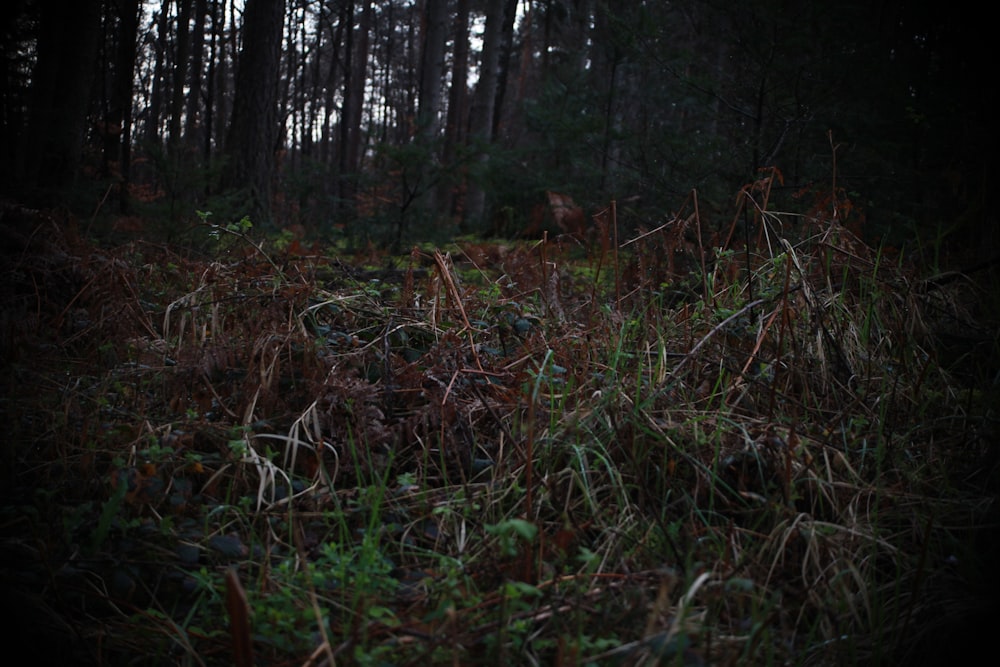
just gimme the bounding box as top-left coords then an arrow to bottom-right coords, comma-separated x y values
1,0 -> 998,665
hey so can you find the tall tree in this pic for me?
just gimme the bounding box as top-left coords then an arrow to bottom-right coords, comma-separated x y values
223,0 -> 286,224
464,0 -> 504,229
0,2 -> 30,190
143,3 -> 172,148
167,0 -> 193,154
490,0 -> 518,141
318,0 -> 346,166
23,0 -> 103,195
202,0 -> 223,166
108,0 -> 141,213
412,0 -> 449,219
338,0 -> 372,218
185,0 -> 209,148
589,1 -> 623,193
417,0 -> 448,138
440,0 -> 470,220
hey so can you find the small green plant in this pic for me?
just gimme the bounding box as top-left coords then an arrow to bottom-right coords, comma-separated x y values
485,518 -> 538,558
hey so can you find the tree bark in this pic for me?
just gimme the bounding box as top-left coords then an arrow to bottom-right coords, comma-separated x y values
143,2 -> 172,148
491,0 -> 517,141
464,0 -> 504,230
185,0 -> 209,149
339,0 -> 372,219
110,0 -> 141,213
319,1 -> 346,166
203,0 -> 222,168
168,0 -> 194,153
223,0 -> 286,224
23,0 -> 102,195
441,0 -> 470,220
417,0 -> 448,139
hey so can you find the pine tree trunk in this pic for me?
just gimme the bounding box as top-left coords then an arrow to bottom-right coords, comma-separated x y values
223,0 -> 286,225
24,0 -> 102,194
339,0 -> 372,220
464,0 -> 504,230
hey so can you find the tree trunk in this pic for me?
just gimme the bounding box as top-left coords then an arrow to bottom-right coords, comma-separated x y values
167,0 -> 193,175
464,0 -> 504,230
412,0 -> 449,223
223,0 -> 286,225
169,0 -> 193,146
441,0 -> 470,221
185,0 -> 209,149
417,0 -> 448,138
203,0 -> 222,169
339,0 -> 372,220
143,2 -> 172,148
319,1 -> 346,166
24,0 -> 102,195
111,0 -> 141,213
490,0 -> 517,141
590,2 -> 620,194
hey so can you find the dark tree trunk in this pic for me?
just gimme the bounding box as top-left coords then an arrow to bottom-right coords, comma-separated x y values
339,0 -> 372,219
24,0 -> 103,195
223,0 -> 286,225
280,1 -> 300,169
0,0 -> 31,191
111,0 -> 141,213
441,0 -> 470,221
464,0 -> 503,229
143,2 -> 172,148
210,0 -> 235,163
490,0 -> 517,141
413,0 -> 449,221
417,0 -> 447,138
203,0 -> 222,169
319,1 -> 345,166
168,0 -> 193,153
185,0 -> 209,149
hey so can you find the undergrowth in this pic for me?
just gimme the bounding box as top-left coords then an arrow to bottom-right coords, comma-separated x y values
1,175 -> 997,666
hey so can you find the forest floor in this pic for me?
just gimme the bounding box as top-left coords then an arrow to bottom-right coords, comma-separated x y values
1,198 -> 998,666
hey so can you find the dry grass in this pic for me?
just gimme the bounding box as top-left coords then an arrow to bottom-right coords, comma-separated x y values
1,185 -> 997,666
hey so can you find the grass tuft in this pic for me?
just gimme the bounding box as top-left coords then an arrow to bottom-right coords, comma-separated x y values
2,188 -> 997,665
